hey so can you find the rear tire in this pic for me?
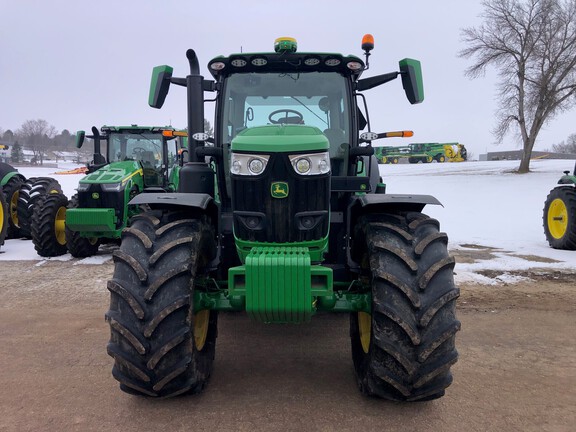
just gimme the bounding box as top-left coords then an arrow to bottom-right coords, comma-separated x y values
65,194 -> 101,258
0,188 -> 7,248
106,210 -> 218,397
17,177 -> 62,238
1,175 -> 25,238
543,187 -> 576,250
350,212 -> 460,401
31,192 -> 69,257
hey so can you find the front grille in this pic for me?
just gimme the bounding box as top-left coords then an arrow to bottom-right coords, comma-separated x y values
78,185 -> 125,229
231,154 -> 329,243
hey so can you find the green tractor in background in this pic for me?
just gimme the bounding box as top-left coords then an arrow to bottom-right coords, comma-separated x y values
543,162 -> 576,250
106,35 -> 460,401
0,162 -> 27,241
31,125 -> 186,257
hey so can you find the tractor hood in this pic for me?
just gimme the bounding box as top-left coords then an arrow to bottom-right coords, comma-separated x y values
231,125 -> 329,153
79,161 -> 143,185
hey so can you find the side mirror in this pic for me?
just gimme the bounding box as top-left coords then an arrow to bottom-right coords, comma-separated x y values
149,65 -> 173,108
399,58 -> 424,104
75,131 -> 85,149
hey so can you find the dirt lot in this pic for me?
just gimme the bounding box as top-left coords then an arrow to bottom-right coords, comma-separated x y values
0,256 -> 575,432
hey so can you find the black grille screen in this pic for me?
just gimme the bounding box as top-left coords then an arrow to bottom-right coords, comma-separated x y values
232,154 -> 329,243
78,185 -> 125,228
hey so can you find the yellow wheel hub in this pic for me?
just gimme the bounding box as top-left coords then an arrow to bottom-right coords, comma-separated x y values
54,206 -> 67,246
548,198 -> 568,239
358,311 -> 371,354
194,310 -> 210,351
0,199 -> 4,230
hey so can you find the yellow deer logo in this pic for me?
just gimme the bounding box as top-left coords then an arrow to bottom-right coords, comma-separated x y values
271,182 -> 289,198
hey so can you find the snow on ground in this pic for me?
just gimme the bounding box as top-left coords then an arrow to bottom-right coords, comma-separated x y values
1,159 -> 575,283
379,158 -> 576,283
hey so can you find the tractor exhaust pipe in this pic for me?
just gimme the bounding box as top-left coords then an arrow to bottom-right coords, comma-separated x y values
91,126 -> 102,160
185,49 -> 204,163
178,49 -> 214,196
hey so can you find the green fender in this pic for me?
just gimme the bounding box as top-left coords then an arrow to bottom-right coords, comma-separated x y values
353,193 -> 442,213
0,167 -> 25,187
129,192 -> 215,211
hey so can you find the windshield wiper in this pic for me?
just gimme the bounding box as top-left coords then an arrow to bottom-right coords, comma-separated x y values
290,96 -> 328,126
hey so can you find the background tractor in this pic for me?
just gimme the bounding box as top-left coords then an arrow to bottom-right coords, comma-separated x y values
376,142 -> 467,164
106,35 -> 460,401
31,125 -> 186,257
0,162 -> 27,239
543,162 -> 576,250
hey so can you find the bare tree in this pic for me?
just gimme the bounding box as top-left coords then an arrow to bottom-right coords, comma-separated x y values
460,0 -> 576,173
16,119 -> 57,165
552,132 -> 576,152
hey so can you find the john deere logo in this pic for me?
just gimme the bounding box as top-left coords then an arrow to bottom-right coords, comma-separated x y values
271,182 -> 289,198
92,192 -> 100,200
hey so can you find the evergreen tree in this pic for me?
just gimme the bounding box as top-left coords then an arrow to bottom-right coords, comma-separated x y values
11,141 -> 23,163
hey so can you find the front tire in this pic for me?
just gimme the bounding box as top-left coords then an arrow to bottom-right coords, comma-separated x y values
543,187 -> 576,250
65,194 -> 101,258
106,210 -> 218,397
351,212 -> 460,401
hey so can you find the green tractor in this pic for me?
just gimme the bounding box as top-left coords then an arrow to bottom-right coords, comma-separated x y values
106,36 -> 460,401
31,125 -> 186,257
0,162 -> 27,240
543,162 -> 576,250
407,142 -> 468,163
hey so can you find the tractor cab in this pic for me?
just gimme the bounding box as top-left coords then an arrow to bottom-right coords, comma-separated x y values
75,125 -> 185,190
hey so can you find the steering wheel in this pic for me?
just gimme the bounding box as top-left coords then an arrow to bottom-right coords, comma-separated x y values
268,109 -> 304,125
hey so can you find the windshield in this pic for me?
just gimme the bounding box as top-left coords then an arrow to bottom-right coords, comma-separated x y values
220,72 -> 351,161
108,132 -> 163,168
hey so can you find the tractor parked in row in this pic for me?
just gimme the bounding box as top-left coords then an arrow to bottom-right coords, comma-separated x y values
31,125 -> 186,257
0,162 -> 26,241
376,142 -> 467,164
105,35 -> 460,401
543,162 -> 576,250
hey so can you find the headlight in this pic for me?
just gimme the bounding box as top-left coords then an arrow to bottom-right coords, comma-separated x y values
289,152 -> 330,175
294,157 -> 311,174
230,153 -> 270,176
248,158 -> 265,175
100,182 -> 124,192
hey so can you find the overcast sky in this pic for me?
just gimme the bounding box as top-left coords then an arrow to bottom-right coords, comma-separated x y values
1,0 -> 574,158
